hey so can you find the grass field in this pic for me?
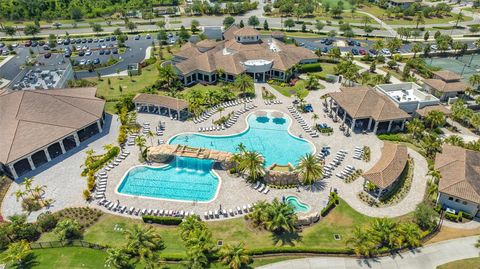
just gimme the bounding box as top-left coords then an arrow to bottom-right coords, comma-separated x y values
437,257 -> 480,269
360,5 -> 472,25
321,0 -> 353,10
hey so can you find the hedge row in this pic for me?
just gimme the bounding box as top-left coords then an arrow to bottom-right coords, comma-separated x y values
246,247 -> 352,255
142,215 -> 183,225
299,63 -> 323,73
81,146 -> 120,176
321,192 -> 339,217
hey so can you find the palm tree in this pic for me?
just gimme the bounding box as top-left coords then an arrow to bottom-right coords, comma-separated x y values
398,222 -> 422,248
184,248 -> 209,269
372,40 -> 384,56
238,151 -> 264,182
454,12 -> 464,29
444,134 -> 465,147
53,218 -> 81,240
424,110 -> 445,129
158,65 -> 177,89
426,179 -> 438,199
297,153 -> 323,185
469,73 -> 480,90
420,133 -> 442,159
370,218 -> 400,248
246,200 -> 269,227
305,75 -> 320,91
406,118 -> 424,141
179,215 -> 205,241
146,130 -> 155,147
124,224 -> 164,259
362,16 -> 372,28
218,107 -> 225,118
219,243 -> 251,269
1,240 -> 32,267
427,169 -> 442,184
311,113 -> 319,126
411,43 -> 423,58
105,247 -> 131,268
134,136 -> 147,156
263,198 -> 298,233
346,226 -> 378,257
414,12 -> 425,29
21,177 -> 34,195
234,74 -> 254,108
14,189 -> 26,202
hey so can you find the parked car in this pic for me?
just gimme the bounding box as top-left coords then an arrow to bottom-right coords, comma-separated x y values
43,45 -> 50,50
93,58 -> 100,64
105,37 -> 111,42
105,49 -> 111,55
353,40 -> 361,46
85,50 -> 92,56
44,52 -> 52,58
99,38 -> 105,42
112,48 -> 118,54
359,48 -> 366,55
38,41 -> 45,46
134,35 -> 141,40
0,42 -> 5,48
24,40 -> 32,47
430,44 -> 438,50
78,50 -> 85,56
381,48 -> 391,56
321,47 -> 328,53
346,39 -> 355,46
351,48 -> 359,55
31,41 -> 38,47
369,49 -> 377,55
146,34 -> 151,39
111,36 -> 117,41
87,38 -> 93,43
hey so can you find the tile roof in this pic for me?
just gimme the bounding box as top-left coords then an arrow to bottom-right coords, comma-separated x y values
328,86 -> 410,121
0,88 -> 105,164
423,79 -> 468,93
363,142 -> 408,189
416,105 -> 451,118
133,93 -> 188,111
432,70 -> 462,82
233,27 -> 260,37
435,145 -> 480,204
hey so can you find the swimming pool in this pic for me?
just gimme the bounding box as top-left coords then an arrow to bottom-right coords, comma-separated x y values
169,111 -> 314,166
117,156 -> 220,202
285,196 -> 310,213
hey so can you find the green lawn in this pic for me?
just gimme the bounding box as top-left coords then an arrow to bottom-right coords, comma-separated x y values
311,62 -> 337,78
321,0 -> 353,10
437,257 -> 480,269
360,5 -> 472,25
271,80 -> 309,98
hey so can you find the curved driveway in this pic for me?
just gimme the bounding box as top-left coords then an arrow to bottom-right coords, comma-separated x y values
258,235 -> 480,269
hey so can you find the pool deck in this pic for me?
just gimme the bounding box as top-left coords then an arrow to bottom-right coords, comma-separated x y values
1,81 -> 429,222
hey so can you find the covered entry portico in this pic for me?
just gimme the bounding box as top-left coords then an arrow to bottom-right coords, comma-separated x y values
133,93 -> 189,120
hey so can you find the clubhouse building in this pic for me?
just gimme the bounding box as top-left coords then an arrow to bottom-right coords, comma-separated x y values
172,26 -> 319,85
0,88 -> 105,179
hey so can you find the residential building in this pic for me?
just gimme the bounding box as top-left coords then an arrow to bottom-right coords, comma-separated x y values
172,26 -> 319,85
423,70 -> 468,102
435,145 -> 480,217
0,87 -> 105,179
363,142 -> 409,199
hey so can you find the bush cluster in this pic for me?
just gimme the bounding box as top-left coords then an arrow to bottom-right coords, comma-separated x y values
142,215 -> 183,225
299,63 -> 322,73
321,192 -> 339,217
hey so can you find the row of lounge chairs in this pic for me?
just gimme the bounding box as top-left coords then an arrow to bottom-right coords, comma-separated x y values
204,204 -> 253,220
95,150 -> 130,199
198,125 -> 225,132
99,199 -> 195,218
264,99 -> 282,105
192,98 -> 253,124
336,165 -> 356,179
353,146 -> 364,160
288,106 -> 319,138
198,104 -> 257,132
253,181 -> 270,194
323,150 -> 348,178
126,132 -> 139,146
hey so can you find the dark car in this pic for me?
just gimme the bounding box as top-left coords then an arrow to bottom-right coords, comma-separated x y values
64,51 -> 71,57
78,50 -> 85,56
321,47 -> 328,53
111,36 -> 116,41
24,40 -> 32,47
76,39 -> 82,44
134,35 -> 140,40
369,49 -> 378,55
106,37 -> 111,42
31,41 -> 38,47
63,39 -> 71,45
112,48 -> 118,54
99,49 -> 105,55
105,49 -> 111,55
325,39 -> 333,45
82,38 -> 87,43
43,45 -> 50,50
359,48 -> 366,55
87,38 -> 93,43
0,42 -> 5,48
320,38 -> 326,44
354,40 -> 361,46
38,41 -> 45,46
44,52 -> 52,58
93,58 -> 100,64
351,48 -> 359,55
346,39 -> 354,46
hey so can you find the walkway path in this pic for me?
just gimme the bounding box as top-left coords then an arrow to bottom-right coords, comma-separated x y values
357,11 -> 398,37
258,235 -> 480,269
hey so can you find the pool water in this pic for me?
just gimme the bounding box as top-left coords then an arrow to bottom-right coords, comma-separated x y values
285,196 -> 310,213
117,156 -> 219,202
169,112 -> 314,166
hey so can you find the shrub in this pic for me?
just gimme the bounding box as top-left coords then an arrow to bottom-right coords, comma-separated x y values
299,63 -> 322,73
82,146 -> 120,175
414,202 -> 438,230
445,212 -> 459,222
461,211 -> 473,220
36,212 -> 58,232
321,192 -> 339,217
246,247 -> 351,255
142,215 -> 183,225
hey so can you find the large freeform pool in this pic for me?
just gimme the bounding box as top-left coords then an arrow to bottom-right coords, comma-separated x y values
117,156 -> 219,202
169,111 -> 314,166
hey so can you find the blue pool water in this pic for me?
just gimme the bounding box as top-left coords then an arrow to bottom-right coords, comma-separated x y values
285,196 -> 310,213
117,156 -> 219,201
169,112 -> 314,166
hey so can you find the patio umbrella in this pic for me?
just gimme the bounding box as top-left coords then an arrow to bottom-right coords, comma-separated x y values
255,110 -> 268,117
271,111 -> 284,119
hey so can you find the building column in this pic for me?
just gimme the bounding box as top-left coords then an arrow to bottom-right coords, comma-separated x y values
329,98 -> 333,110
387,120 -> 393,133
158,106 -> 161,114
373,121 -> 379,133
59,141 -> 66,154
367,118 -> 373,130
73,133 -> 80,146
400,119 -> 406,131
351,119 -> 356,130
96,120 -> 103,133
8,164 -> 18,179
168,108 -> 172,117
44,149 -> 51,162
342,112 -> 347,122
27,156 -> 36,170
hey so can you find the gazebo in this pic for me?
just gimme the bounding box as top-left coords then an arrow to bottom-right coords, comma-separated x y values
133,93 -> 189,120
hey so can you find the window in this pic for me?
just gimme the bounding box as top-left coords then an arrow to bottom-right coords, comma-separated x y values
462,201 -> 467,205
455,199 -> 459,202
448,197 -> 453,201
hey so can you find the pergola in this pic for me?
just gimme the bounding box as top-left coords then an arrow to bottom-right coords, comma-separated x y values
133,93 -> 189,120
327,86 -> 410,134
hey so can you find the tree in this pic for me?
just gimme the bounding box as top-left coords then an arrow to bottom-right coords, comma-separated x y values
126,22 -> 137,32
248,16 -> 260,28
263,19 -> 269,30
238,150 -> 264,182
239,20 -> 244,28
1,240 -> 32,267
179,25 -> 191,41
414,202 -> 438,230
411,43 -> 422,58
283,19 -> 295,30
425,110 -> 445,129
23,24 -> 40,37
263,198 -> 298,233
444,134 -> 465,147
372,40 -> 384,55
315,20 -> 325,32
370,218 -> 399,249
305,75 -> 320,90
91,23 -> 103,35
134,136 -> 147,157
219,243 -> 251,269
124,224 -> 164,259
158,64 -> 178,89
369,61 -> 376,73
454,12 -> 464,29
362,16 -> 372,28
398,222 -> 422,248
414,12 -> 425,29
185,248 -> 209,269
223,16 -> 235,28
191,20 -> 200,34
2,26 -> 16,38
424,31 -> 430,41
469,73 -> 480,89
105,247 -> 131,268
53,219 -> 81,240
234,74 -> 254,105
346,226 -> 378,257
297,153 -> 323,185
420,133 -> 442,159
70,6 -> 83,20
156,20 -> 166,29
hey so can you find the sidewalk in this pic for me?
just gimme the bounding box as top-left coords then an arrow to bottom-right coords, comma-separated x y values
258,235 -> 480,269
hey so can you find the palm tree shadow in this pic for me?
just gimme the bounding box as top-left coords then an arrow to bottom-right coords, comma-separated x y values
305,180 -> 328,192
271,230 -> 303,246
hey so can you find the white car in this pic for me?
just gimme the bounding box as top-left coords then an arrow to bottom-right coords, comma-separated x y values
430,44 -> 437,50
101,44 -> 107,49
85,50 -> 92,56
79,59 -> 86,65
11,43 -> 18,48
381,48 -> 391,56
57,39 -> 63,45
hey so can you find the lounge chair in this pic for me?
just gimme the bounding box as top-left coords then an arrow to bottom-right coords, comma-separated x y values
229,209 -> 234,216
263,187 -> 270,194
237,206 -> 242,214
253,181 -> 261,189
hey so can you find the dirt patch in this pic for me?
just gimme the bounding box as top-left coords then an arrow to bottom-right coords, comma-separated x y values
426,226 -> 480,245
323,210 -> 354,227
